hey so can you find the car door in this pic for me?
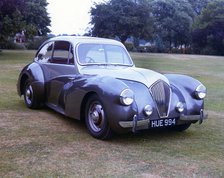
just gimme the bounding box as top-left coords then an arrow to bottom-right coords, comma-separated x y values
36,40 -> 77,108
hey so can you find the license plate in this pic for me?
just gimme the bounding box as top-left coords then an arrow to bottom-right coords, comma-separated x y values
150,118 -> 176,128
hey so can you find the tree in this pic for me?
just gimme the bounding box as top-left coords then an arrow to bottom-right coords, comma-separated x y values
90,0 -> 153,44
0,0 -> 50,44
23,0 -> 51,38
150,0 -> 195,52
188,0 -> 211,15
0,0 -> 25,42
192,0 -> 224,55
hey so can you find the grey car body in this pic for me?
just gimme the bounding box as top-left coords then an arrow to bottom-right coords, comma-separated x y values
17,36 -> 207,139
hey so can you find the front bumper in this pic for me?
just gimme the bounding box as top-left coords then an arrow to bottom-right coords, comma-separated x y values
119,109 -> 208,132
179,109 -> 208,124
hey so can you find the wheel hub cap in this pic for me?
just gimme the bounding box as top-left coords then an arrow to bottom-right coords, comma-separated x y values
88,104 -> 105,132
26,89 -> 31,99
25,85 -> 33,105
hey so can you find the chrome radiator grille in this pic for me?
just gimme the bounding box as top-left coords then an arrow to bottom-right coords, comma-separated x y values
150,80 -> 171,117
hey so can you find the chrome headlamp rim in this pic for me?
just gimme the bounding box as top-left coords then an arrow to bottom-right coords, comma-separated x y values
176,102 -> 184,113
144,105 -> 153,116
195,84 -> 206,99
120,89 -> 134,106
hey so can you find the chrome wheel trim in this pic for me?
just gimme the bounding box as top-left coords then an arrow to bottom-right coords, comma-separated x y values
25,85 -> 33,105
88,102 -> 105,133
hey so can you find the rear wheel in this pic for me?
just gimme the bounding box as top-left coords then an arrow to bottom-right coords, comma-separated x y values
85,94 -> 112,140
23,80 -> 41,109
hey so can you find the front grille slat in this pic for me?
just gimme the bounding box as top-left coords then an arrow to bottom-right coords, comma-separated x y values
150,80 -> 171,118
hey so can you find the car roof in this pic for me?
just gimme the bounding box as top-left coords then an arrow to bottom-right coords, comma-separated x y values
47,36 -> 123,46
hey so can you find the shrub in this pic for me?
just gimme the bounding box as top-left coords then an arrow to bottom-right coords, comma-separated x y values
124,42 -> 135,51
26,37 -> 49,50
0,40 -> 26,50
200,46 -> 217,55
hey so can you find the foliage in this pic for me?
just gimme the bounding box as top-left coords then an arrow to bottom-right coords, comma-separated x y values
150,0 -> 195,52
188,0 -> 211,15
26,36 -> 49,50
0,0 -> 25,42
23,0 -> 51,38
90,0 -> 154,44
0,40 -> 26,50
192,0 -> 224,55
0,0 -> 50,46
124,42 -> 135,51
88,0 -> 224,55
1,0 -> 224,55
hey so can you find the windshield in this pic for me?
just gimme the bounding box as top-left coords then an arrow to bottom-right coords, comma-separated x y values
77,43 -> 133,66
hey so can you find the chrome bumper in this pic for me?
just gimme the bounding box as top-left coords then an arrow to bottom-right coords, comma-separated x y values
119,116 -> 149,128
119,109 -> 208,131
179,109 -> 208,124
119,115 -> 149,132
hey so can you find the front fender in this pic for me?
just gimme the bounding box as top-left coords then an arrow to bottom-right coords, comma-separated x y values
165,74 -> 205,115
64,75 -> 140,132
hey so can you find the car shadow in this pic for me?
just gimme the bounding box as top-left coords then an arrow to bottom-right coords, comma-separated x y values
40,106 -> 196,143
41,106 -> 87,131
112,128 -> 195,142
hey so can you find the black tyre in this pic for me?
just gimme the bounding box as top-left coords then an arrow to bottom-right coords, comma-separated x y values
171,123 -> 191,132
23,80 -> 41,109
85,94 -> 112,140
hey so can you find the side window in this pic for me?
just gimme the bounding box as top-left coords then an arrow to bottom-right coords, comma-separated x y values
52,41 -> 74,64
37,42 -> 54,63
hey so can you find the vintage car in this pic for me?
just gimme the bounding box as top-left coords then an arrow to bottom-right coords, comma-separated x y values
17,36 -> 207,139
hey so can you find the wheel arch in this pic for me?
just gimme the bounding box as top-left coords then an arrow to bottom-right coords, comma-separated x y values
18,63 -> 46,103
82,92 -> 113,139
18,73 -> 29,96
80,91 -> 97,122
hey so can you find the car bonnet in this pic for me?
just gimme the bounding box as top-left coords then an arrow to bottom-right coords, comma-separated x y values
80,66 -> 169,88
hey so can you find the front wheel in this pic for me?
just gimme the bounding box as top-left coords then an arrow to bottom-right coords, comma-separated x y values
85,94 -> 113,140
23,81 -> 41,109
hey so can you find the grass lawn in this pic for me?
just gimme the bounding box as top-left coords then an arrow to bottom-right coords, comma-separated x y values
0,50 -> 223,177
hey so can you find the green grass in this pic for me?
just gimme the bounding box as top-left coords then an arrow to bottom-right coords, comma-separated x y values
0,50 -> 223,177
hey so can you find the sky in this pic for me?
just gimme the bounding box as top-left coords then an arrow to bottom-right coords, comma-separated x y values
47,0 -> 105,35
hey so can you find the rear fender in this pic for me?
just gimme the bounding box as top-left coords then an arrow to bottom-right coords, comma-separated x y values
17,63 -> 45,102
